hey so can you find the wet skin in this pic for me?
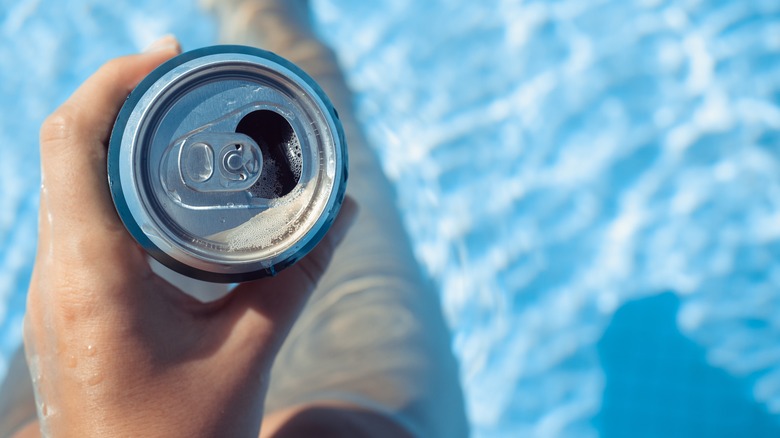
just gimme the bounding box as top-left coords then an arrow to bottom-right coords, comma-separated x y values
16,36 -> 376,437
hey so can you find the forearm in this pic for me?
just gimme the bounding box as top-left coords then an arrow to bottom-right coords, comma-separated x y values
9,420 -> 38,438
0,347 -> 37,438
8,405 -> 417,438
0,405 -> 36,438
261,403 -> 417,438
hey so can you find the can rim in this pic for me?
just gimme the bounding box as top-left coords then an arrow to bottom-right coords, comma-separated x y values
108,45 -> 348,283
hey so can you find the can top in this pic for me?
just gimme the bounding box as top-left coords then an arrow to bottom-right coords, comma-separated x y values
108,46 -> 347,282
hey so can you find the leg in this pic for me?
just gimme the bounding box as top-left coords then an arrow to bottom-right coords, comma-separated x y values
206,2 -> 469,437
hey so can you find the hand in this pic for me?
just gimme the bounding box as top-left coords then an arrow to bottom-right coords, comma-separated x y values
22,36 -> 357,438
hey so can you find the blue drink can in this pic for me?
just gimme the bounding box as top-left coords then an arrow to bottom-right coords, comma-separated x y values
108,45 -> 348,283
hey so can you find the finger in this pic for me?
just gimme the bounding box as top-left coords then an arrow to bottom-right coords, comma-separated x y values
39,37 -> 181,252
229,196 -> 359,335
290,196 -> 360,290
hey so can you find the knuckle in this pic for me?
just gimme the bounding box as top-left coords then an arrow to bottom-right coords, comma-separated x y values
40,55 -> 132,148
98,56 -> 131,84
293,233 -> 340,287
30,266 -> 101,325
40,110 -> 80,145
56,287 -> 101,324
57,235 -> 113,271
298,250 -> 329,287
99,57 -> 123,78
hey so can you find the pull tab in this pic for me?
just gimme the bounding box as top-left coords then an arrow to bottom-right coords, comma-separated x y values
180,132 -> 263,192
158,103 -> 301,211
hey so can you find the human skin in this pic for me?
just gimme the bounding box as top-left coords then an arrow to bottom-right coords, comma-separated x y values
16,36 -> 363,437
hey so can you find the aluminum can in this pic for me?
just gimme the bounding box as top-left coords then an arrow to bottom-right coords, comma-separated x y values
108,45 -> 348,282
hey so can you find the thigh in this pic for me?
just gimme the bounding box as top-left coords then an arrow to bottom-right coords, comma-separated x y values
184,5 -> 470,432
262,49 -> 469,438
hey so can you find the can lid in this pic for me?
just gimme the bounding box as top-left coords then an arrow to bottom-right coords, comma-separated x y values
108,45 -> 347,282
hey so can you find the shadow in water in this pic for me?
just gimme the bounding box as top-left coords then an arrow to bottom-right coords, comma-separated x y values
595,292 -> 780,438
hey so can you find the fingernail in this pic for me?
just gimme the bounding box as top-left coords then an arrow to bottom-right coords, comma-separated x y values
143,35 -> 180,54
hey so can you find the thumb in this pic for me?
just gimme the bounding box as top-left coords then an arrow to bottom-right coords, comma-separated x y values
39,35 -> 183,260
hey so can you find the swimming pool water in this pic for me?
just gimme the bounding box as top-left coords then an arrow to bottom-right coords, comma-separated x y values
2,0 -> 780,436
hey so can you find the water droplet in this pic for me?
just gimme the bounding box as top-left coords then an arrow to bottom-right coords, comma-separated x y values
87,373 -> 104,386
86,345 -> 96,356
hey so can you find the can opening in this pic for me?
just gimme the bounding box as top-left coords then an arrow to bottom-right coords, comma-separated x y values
236,110 -> 301,198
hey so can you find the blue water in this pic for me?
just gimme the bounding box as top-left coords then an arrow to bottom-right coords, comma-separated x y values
2,0 -> 780,436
